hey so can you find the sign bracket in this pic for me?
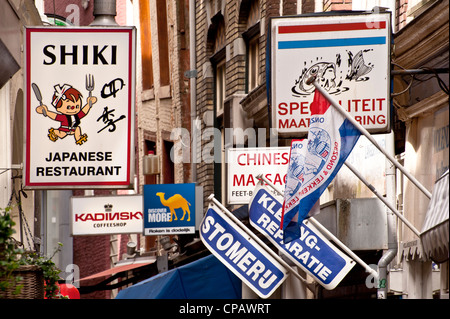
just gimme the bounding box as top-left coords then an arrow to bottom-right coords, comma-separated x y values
207,194 -> 317,294
256,173 -> 379,281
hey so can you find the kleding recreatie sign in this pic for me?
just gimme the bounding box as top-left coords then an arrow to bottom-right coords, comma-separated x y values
249,184 -> 355,289
24,27 -> 136,189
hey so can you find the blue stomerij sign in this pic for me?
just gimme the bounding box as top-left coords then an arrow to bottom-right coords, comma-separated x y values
200,205 -> 287,299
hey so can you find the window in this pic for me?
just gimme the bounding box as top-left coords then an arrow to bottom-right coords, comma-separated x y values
241,0 -> 260,92
247,35 -> 259,91
139,0 -> 153,90
156,0 -> 170,87
215,60 -> 226,116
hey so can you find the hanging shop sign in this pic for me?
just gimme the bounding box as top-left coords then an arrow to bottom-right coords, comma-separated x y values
143,183 -> 196,235
24,27 -> 136,189
71,195 -> 143,235
270,12 -> 391,137
227,147 -> 290,205
200,204 -> 287,299
249,184 -> 355,290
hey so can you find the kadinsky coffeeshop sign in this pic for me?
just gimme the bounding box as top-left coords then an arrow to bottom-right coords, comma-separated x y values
71,195 -> 143,235
24,27 -> 136,189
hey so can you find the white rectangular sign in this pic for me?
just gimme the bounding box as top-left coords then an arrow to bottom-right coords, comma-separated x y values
227,147 -> 290,204
271,12 -> 391,136
71,195 -> 143,235
24,27 -> 136,189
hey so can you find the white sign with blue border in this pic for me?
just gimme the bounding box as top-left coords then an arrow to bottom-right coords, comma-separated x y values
200,205 -> 287,299
249,184 -> 355,290
143,183 -> 196,235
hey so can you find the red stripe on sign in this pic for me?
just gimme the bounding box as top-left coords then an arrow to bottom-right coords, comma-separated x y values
278,21 -> 386,34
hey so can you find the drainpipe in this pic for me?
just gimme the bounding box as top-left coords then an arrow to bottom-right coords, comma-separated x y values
88,0 -> 119,299
90,0 -> 118,26
189,0 -> 197,183
377,131 -> 398,299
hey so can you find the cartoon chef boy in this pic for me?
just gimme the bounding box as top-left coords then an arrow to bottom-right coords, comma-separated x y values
36,84 -> 97,145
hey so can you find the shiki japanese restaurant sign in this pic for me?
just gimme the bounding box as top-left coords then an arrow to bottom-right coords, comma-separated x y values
71,195 -> 143,235
270,12 -> 391,136
227,147 -> 290,204
24,27 -> 136,189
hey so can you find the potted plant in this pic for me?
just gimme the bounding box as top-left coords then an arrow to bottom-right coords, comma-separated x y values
0,206 -> 25,297
0,207 -> 64,299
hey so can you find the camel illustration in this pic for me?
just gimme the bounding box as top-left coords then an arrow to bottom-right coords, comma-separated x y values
156,192 -> 191,222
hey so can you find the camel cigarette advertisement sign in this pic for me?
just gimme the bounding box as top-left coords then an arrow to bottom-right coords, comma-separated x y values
227,147 -> 290,204
143,183 -> 196,235
270,12 -> 391,136
71,195 -> 143,235
24,27 -> 136,189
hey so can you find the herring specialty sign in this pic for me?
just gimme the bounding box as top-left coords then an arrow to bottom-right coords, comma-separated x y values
270,12 -> 391,137
24,27 -> 136,189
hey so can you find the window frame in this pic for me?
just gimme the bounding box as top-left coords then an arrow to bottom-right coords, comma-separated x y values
242,21 -> 260,93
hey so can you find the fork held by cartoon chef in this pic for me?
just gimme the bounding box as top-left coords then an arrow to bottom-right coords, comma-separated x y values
35,75 -> 97,145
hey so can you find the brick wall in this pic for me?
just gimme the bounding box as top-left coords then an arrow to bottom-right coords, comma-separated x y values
73,233 -> 133,299
44,0 -> 94,26
73,235 -> 111,299
302,0 -> 315,13
396,0 -> 409,32
195,0 -> 301,208
283,0 -> 298,15
324,0 -> 352,12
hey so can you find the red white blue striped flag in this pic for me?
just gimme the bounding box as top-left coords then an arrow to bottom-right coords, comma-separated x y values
281,88 -> 361,243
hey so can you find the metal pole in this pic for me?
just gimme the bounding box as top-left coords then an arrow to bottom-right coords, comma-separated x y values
344,161 -> 420,237
207,194 -> 316,293
391,68 -> 449,75
189,0 -> 197,183
377,131 -> 398,299
308,78 -> 432,199
256,174 -> 379,281
90,0 -> 118,26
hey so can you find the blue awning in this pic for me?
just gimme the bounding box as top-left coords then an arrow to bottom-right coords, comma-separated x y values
115,254 -> 242,299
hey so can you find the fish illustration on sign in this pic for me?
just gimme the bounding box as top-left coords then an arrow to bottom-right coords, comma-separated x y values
295,62 -> 337,94
291,50 -> 373,96
346,49 -> 374,81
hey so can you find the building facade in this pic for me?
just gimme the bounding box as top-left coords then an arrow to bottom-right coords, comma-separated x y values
392,0 -> 449,299
1,0 -> 42,265
193,0 -> 448,299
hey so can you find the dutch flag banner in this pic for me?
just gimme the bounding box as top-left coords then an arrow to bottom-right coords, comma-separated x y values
281,88 -> 361,243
